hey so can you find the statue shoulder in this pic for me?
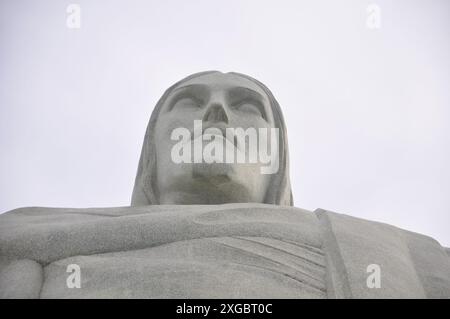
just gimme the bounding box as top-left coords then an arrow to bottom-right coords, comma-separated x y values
315,208 -> 450,298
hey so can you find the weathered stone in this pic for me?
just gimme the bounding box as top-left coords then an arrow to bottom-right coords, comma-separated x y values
0,71 -> 449,298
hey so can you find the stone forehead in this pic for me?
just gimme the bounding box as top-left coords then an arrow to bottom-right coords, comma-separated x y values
172,72 -> 269,98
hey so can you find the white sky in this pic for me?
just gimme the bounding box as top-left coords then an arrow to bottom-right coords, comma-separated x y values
1,0 -> 449,246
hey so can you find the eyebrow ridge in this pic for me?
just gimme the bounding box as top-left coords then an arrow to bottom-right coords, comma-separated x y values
229,86 -> 265,100
172,83 -> 209,93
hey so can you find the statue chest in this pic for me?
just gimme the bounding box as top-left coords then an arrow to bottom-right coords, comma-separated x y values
40,236 -> 326,298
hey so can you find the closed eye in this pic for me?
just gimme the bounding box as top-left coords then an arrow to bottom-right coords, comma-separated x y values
169,94 -> 204,111
227,86 -> 268,121
166,84 -> 209,112
231,98 -> 266,120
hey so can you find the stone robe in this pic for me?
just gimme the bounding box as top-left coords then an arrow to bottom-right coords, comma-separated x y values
0,204 -> 449,298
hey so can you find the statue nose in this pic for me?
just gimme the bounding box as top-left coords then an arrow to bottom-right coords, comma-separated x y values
202,103 -> 229,124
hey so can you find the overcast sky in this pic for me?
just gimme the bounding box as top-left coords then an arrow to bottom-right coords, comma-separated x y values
1,0 -> 449,246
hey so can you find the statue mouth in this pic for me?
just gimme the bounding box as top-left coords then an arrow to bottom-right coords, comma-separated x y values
170,120 -> 279,174
187,126 -> 239,151
201,124 -> 240,150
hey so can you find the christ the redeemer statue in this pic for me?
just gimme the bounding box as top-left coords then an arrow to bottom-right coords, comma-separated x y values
0,71 -> 449,298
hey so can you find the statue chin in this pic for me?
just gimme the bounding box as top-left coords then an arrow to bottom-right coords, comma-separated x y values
192,162 -> 235,178
159,170 -> 254,205
156,160 -> 263,204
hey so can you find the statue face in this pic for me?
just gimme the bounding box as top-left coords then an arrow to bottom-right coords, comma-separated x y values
153,72 -> 277,204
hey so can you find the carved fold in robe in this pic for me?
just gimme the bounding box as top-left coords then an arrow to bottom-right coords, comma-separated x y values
1,204 -> 449,298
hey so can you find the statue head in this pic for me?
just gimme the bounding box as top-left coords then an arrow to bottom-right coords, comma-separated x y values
131,71 -> 292,206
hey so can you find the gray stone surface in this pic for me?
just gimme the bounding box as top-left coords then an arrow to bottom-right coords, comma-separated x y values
0,258 -> 43,299
1,71 -> 449,298
316,209 -> 450,298
0,204 -> 449,298
131,71 -> 292,206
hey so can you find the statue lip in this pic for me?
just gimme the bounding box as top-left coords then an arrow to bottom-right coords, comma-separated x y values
200,124 -> 240,150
